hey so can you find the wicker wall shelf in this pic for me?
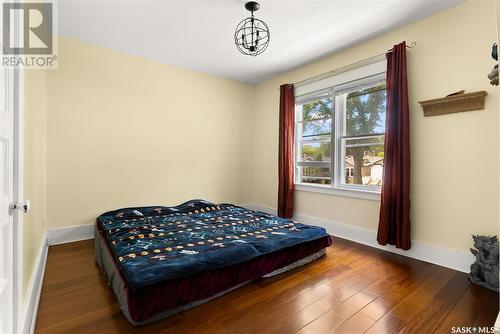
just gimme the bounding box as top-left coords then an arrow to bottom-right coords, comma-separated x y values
419,90 -> 488,117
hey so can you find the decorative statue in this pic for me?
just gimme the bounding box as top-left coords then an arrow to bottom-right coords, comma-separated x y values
488,65 -> 498,86
469,235 -> 499,292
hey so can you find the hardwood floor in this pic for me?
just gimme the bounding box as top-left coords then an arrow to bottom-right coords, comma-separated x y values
35,238 -> 498,334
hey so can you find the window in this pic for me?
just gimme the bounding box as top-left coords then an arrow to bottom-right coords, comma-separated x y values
295,90 -> 332,185
294,67 -> 386,196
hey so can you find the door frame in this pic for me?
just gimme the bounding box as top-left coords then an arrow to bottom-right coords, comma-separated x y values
5,3 -> 25,331
2,1 -> 25,332
12,66 -> 24,334
1,62 -> 23,334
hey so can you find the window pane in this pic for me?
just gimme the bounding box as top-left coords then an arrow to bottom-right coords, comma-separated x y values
302,119 -> 331,137
301,97 -> 332,121
301,141 -> 331,162
345,83 -> 386,136
342,136 -> 384,186
301,167 -> 331,185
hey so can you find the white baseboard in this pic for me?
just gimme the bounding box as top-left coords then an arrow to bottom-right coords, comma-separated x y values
46,224 -> 94,245
44,205 -> 474,273
22,232 -> 48,334
244,204 -> 474,273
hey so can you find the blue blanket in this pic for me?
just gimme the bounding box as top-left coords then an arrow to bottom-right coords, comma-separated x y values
96,200 -> 330,291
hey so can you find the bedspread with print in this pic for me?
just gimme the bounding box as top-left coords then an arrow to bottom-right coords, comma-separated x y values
96,199 -> 331,291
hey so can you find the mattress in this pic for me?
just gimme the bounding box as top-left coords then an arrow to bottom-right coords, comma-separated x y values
95,200 -> 332,324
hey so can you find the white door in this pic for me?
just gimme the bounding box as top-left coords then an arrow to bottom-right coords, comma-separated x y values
0,65 -> 14,334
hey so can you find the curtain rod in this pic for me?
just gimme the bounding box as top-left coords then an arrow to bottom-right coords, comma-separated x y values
286,41 -> 417,89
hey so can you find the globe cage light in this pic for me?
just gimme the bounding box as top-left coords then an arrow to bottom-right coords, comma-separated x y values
234,2 -> 270,56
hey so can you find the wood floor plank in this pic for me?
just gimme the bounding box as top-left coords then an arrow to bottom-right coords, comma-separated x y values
358,262 -> 438,322
364,314 -> 407,334
295,311 -> 345,334
35,237 -> 499,334
396,299 -> 449,334
473,291 -> 499,328
218,283 -> 336,334
434,284 -> 499,334
330,312 -> 376,334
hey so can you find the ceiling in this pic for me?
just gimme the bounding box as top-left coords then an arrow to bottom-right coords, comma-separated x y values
59,0 -> 463,84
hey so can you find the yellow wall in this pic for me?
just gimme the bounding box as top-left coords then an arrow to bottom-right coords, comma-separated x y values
498,0 -> 500,40
22,3 -> 499,300
45,38 -> 255,229
23,70 -> 47,301
253,0 -> 499,252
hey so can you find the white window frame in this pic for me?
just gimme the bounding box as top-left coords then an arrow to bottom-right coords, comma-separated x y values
294,88 -> 332,185
294,59 -> 386,201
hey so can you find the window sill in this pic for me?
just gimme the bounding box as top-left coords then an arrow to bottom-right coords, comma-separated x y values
294,184 -> 381,201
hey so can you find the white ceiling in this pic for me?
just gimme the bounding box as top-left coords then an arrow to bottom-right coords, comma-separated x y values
59,0 -> 463,84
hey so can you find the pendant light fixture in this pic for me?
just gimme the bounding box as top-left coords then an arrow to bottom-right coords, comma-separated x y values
234,1 -> 270,56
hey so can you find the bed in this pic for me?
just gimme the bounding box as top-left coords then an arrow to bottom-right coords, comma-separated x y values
95,199 -> 332,325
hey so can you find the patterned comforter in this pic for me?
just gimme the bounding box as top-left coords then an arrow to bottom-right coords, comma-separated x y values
96,200 -> 330,291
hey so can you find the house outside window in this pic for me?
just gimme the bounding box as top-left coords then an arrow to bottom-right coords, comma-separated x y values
294,60 -> 386,199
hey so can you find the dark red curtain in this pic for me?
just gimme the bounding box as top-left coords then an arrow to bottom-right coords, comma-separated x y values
278,84 -> 295,218
377,42 -> 411,250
